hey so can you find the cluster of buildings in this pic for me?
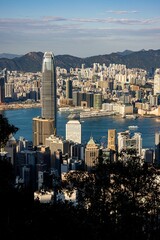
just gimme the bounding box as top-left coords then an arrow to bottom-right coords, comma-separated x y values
0,55 -> 160,117
0,52 -> 160,203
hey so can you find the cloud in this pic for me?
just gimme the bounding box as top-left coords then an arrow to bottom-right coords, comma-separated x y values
0,16 -> 160,36
0,15 -> 159,28
106,10 -> 139,14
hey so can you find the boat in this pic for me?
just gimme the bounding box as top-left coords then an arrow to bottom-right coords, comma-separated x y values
155,118 -> 160,122
67,113 -> 80,120
80,111 -> 115,118
128,125 -> 138,130
125,114 -> 138,119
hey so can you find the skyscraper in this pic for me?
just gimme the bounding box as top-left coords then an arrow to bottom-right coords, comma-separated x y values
41,52 -> 57,124
85,136 -> 99,172
33,52 -> 57,146
154,69 -> 160,95
117,131 -> 142,155
66,78 -> 72,99
107,129 -> 116,151
93,93 -> 102,110
66,120 -> 81,144
155,131 -> 160,166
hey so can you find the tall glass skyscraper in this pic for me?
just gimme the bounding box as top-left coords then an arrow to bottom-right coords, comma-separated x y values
41,52 -> 57,125
33,52 -> 57,146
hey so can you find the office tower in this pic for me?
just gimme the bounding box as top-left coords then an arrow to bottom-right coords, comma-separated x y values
107,129 -> 116,151
45,135 -> 69,155
36,145 -> 51,169
72,91 -> 78,106
154,69 -> 160,95
93,93 -> 102,110
86,92 -> 94,108
85,136 -> 99,172
16,150 -> 37,190
78,92 -> 86,106
70,143 -> 84,160
117,131 -> 142,155
141,148 -> 154,165
66,120 -> 81,144
33,52 -> 57,146
41,52 -> 57,122
33,117 -> 55,146
155,131 -> 160,166
66,79 -> 72,99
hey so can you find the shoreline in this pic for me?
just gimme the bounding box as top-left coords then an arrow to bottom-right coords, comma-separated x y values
0,103 -> 160,120
0,102 -> 41,110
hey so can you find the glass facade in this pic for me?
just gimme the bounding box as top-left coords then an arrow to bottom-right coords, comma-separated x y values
41,52 -> 57,129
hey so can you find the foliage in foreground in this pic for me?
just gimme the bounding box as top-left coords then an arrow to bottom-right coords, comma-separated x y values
0,114 -> 160,239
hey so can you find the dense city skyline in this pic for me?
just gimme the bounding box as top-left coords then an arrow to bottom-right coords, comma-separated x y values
0,0 -> 160,57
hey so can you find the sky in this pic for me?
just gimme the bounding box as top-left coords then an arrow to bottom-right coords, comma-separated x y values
0,0 -> 160,57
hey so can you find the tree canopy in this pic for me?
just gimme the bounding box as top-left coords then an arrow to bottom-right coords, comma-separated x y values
64,155 -> 160,239
0,113 -> 18,150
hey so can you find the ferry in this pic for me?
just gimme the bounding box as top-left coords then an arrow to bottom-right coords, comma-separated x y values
80,111 -> 115,118
123,114 -> 138,119
67,113 -> 80,120
128,125 -> 138,130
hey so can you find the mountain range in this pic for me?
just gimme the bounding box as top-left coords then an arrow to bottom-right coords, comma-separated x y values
0,49 -> 160,73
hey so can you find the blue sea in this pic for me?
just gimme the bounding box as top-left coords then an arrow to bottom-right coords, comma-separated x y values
3,108 -> 160,149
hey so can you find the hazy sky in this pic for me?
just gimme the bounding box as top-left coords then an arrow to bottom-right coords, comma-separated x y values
0,0 -> 160,57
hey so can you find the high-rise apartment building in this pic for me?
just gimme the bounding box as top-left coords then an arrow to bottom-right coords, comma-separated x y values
5,83 -> 14,99
33,52 -> 57,146
154,69 -> 160,95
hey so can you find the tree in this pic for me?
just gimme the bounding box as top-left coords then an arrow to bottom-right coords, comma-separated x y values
0,114 -> 19,230
0,113 -> 18,151
63,154 -> 160,239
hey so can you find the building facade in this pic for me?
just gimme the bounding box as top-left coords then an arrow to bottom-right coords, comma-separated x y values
66,120 -> 81,144
107,129 -> 116,151
155,131 -> 160,166
85,136 -> 99,172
